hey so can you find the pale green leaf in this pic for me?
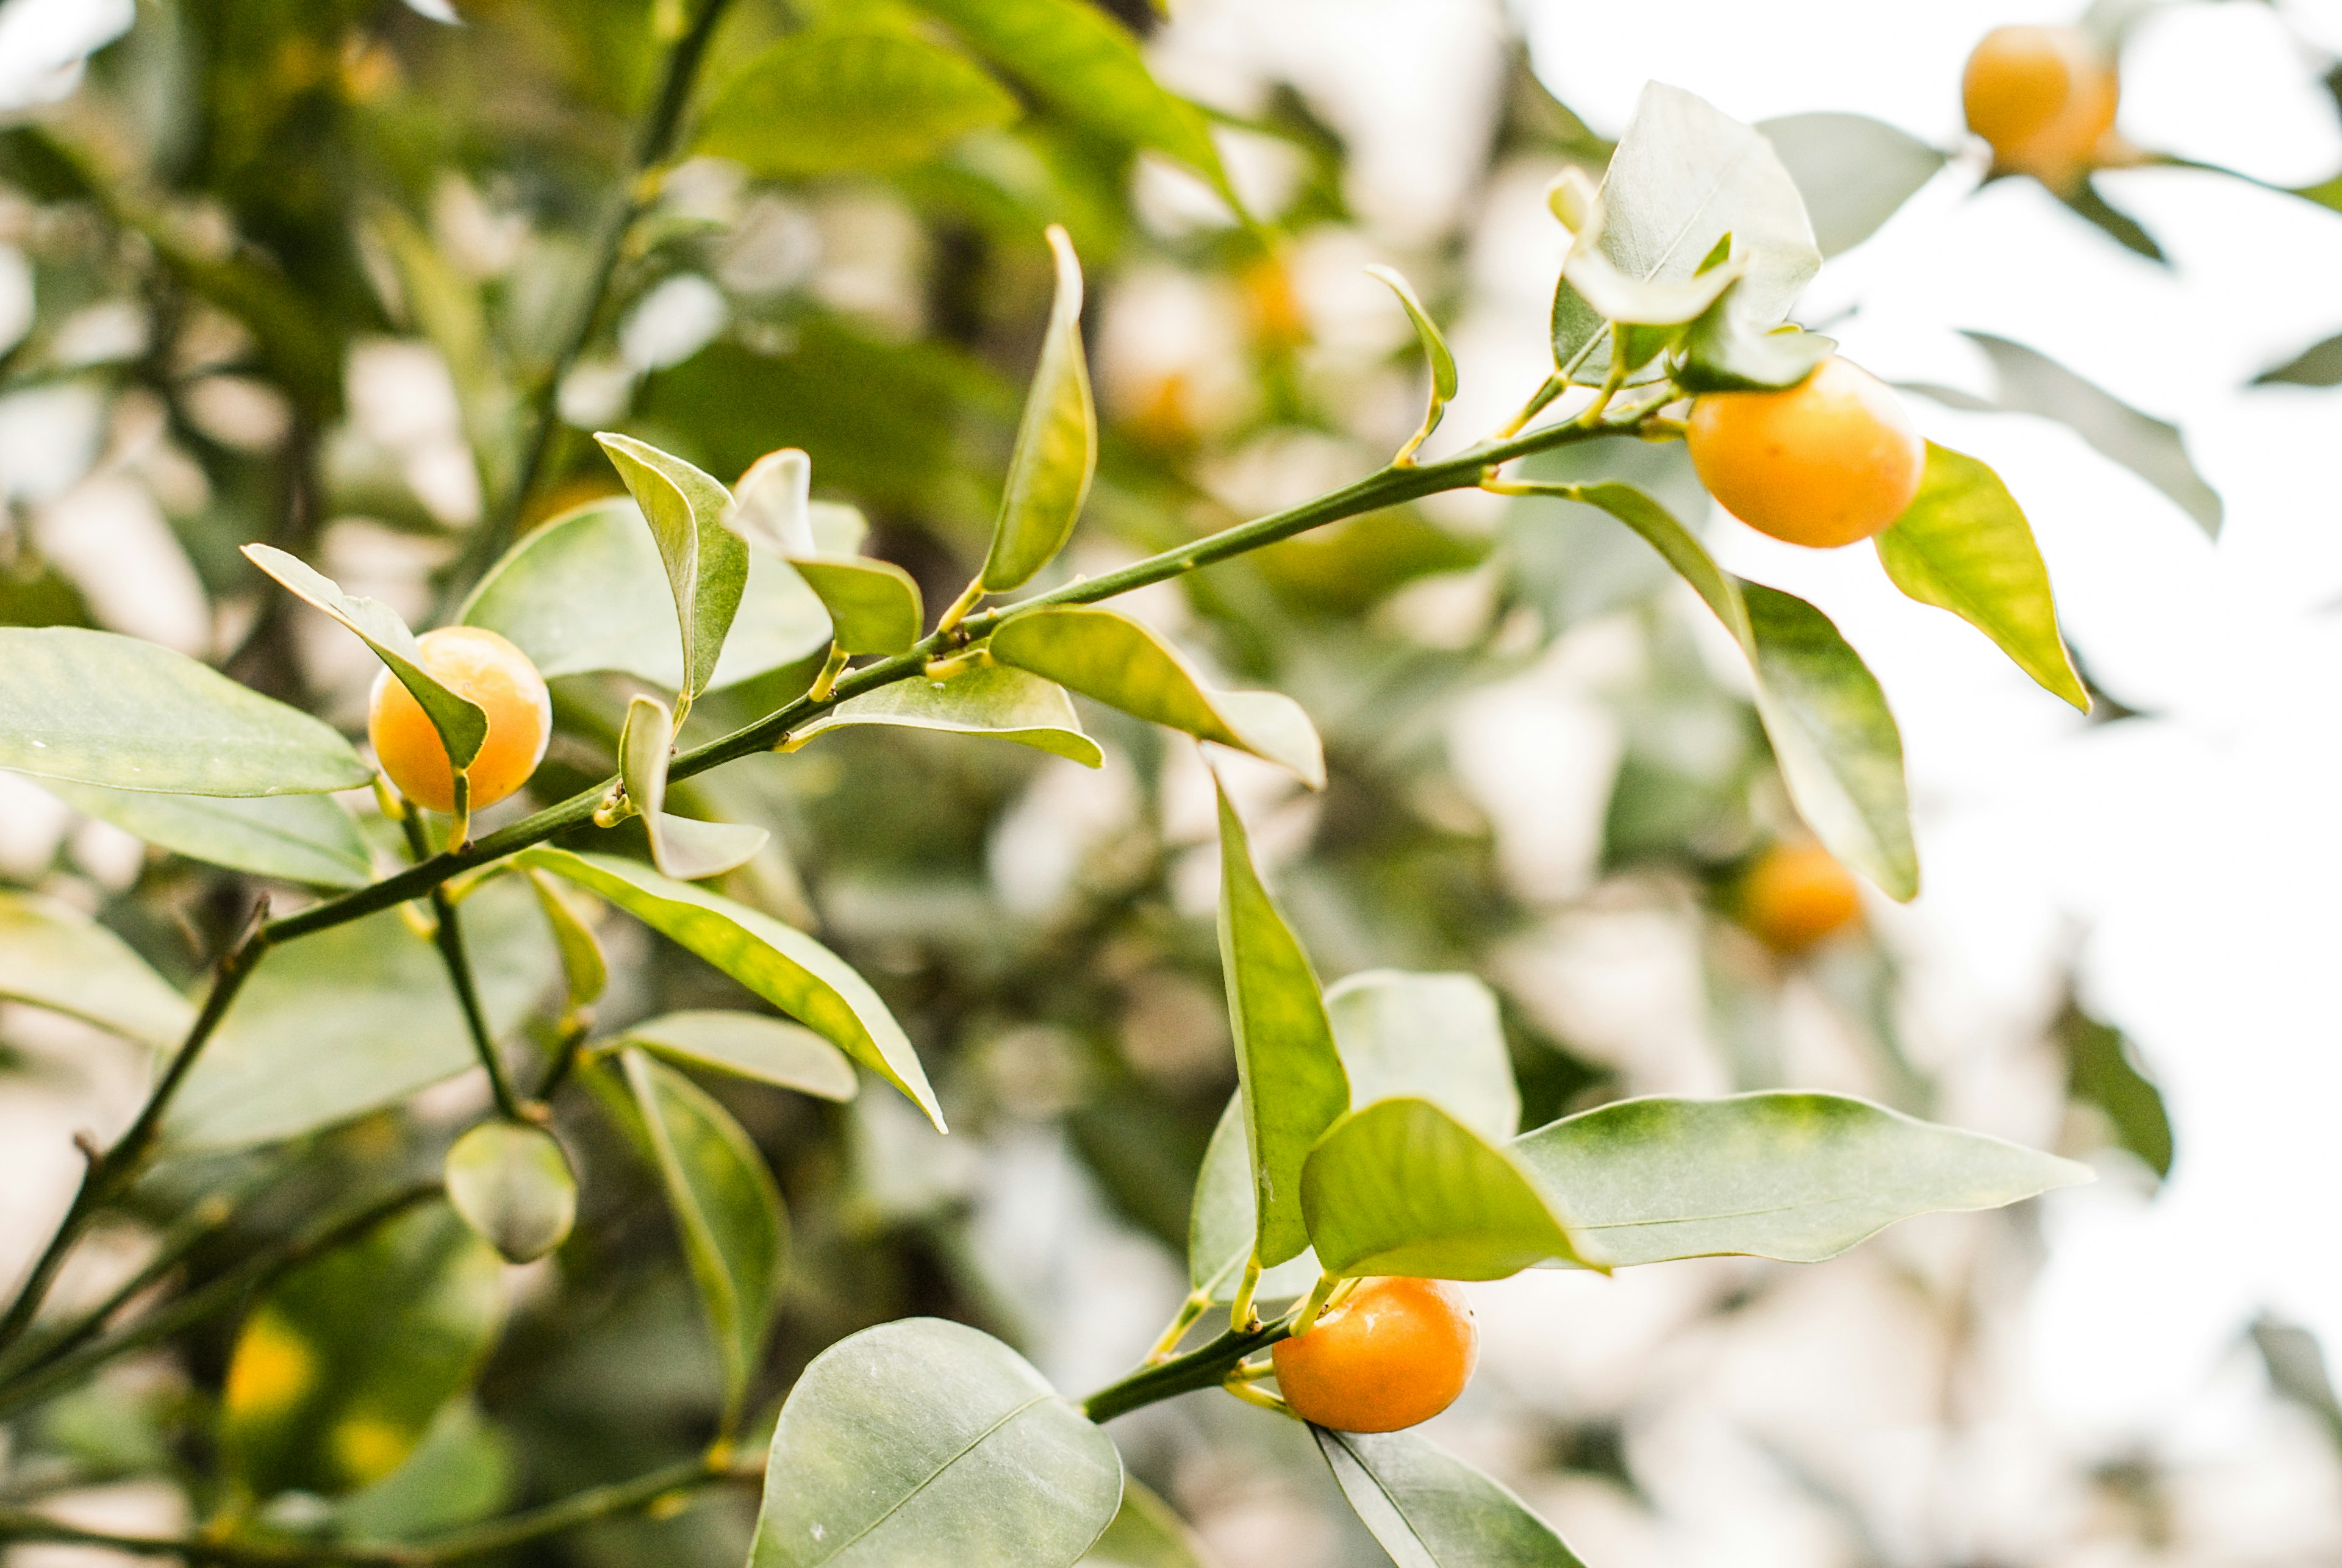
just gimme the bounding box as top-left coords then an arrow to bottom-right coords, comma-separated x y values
525,869 -> 606,1009
2254,331 -> 2342,388
982,225 -> 1097,591
749,1317 -> 1122,1568
1875,443 -> 2088,710
989,606 -> 1323,787
0,892 -> 192,1047
0,628 -> 371,797
1217,777 -> 1349,1270
462,499 -> 831,690
727,448 -> 814,556
595,434 -> 751,702
1758,113 -> 1946,257
1300,1097 -> 1592,1280
1316,1428 -> 1588,1568
39,779 -> 371,889
1508,1091 -> 2093,1267
792,557 -> 924,655
444,1121 -> 577,1264
518,847 -> 941,1129
334,1400 -> 515,1543
1079,1478 -> 1217,1568
243,544 -> 487,770
617,693 -> 770,881
220,1204 -> 504,1498
698,27 -> 1020,176
1672,280 -> 1835,394
1325,970 -> 1519,1141
1364,265 -> 1456,450
782,664 -> 1101,767
1187,1094 -> 1321,1303
619,1009 -> 859,1101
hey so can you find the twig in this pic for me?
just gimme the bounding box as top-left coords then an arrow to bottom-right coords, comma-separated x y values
399,812 -> 528,1122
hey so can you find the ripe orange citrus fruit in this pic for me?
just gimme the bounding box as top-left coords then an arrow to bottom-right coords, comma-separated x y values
1270,1276 -> 1478,1433
1962,26 -> 2119,192
1686,356 -> 1925,549
1739,842 -> 1864,953
368,626 -> 551,814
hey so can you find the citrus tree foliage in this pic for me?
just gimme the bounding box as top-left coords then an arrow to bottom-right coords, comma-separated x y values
2,1 -> 2268,1564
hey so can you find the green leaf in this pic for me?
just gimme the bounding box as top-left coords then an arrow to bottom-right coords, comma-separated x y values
526,868 -> 607,1009
1301,1097 -> 1592,1280
792,558 -> 925,656
617,693 -> 771,881
1217,777 -> 1349,1270
334,1400 -> 515,1543
443,1121 -> 577,1264
910,0 -> 1231,197
697,27 -> 1020,176
1561,484 -> 1917,898
990,606 -> 1323,787
1316,1427 -> 1588,1568
1547,173 -> 1749,335
518,847 -> 942,1129
1556,84 -> 1819,384
782,664 -> 1102,767
748,1317 -> 1122,1568
595,434 -> 752,704
38,779 -> 371,889
220,1203 -> 504,1498
604,1050 -> 787,1423
242,544 -> 487,771
618,1009 -> 859,1101
1874,443 -> 2088,710
1325,970 -> 1519,1142
460,498 -> 831,690
0,892 -> 193,1047
2057,1002 -> 2172,1181
1507,1091 -> 2093,1267
1187,1094 -> 1322,1303
2254,330 -> 2342,388
1079,1478 -> 1215,1568
2058,177 -> 2165,263
1672,281 -> 1835,394
1757,113 -> 1946,257
981,226 -> 1097,592
167,878 -> 559,1152
0,628 -> 371,797
728,448 -> 816,555
1364,265 -> 1457,452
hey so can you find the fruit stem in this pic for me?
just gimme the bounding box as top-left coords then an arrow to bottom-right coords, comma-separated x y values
1147,1292 -> 1212,1363
805,644 -> 851,702
1228,1256 -> 1263,1333
1221,1378 -> 1302,1420
933,576 -> 986,637
1291,1270 -> 1342,1336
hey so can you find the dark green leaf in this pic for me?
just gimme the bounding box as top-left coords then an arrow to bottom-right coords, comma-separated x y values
982,226 -> 1097,591
617,692 -> 770,881
2058,1001 -> 2172,1180
1508,1091 -> 2092,1267
40,779 -> 371,888
519,847 -> 942,1129
1758,113 -> 1945,257
697,27 -> 1020,176
1875,443 -> 2088,709
0,628 -> 371,797
220,1203 -> 504,1498
990,607 -> 1323,787
783,664 -> 1101,766
444,1121 -> 578,1263
748,1317 -> 1122,1568
595,434 -> 752,704
619,1009 -> 859,1101
1317,1427 -> 1588,1567
0,891 -> 193,1047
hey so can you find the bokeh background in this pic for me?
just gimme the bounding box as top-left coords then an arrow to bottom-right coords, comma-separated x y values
2,1 -> 2340,1564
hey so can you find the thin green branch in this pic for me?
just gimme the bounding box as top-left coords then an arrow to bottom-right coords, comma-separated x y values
399,812 -> 528,1122
1081,1319 -> 1292,1424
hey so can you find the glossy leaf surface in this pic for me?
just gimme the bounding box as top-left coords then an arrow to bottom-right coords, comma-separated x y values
1302,1097 -> 1591,1280
220,1203 -> 504,1498
1316,1427 -> 1587,1567
460,499 -> 830,690
990,607 -> 1323,787
1876,443 -> 2088,709
1509,1091 -> 2093,1267
520,848 -> 941,1128
982,225 -> 1096,591
618,693 -> 771,881
620,1009 -> 859,1100
749,1316 -> 1122,1568
1758,112 -> 1945,257
167,879 -> 557,1151
243,544 -> 487,770
784,664 -> 1101,766
1217,778 -> 1349,1269
792,557 -> 924,655
595,434 -> 751,701
40,778 -> 371,888
444,1120 -> 577,1263
0,891 -> 192,1047
697,27 -> 1018,176
0,627 -> 371,797
1326,969 -> 1519,1141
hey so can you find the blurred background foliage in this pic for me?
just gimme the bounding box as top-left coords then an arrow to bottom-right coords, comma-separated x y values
0,0 -> 2327,1564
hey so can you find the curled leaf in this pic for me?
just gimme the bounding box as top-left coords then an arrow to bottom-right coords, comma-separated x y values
979,225 -> 1096,591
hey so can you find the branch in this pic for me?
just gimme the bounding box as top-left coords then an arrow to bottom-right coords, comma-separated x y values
1080,1319 -> 1292,1424
399,811 -> 528,1122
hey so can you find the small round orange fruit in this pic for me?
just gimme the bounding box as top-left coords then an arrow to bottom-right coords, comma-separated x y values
1686,356 -> 1925,549
1962,26 -> 2119,190
1270,1276 -> 1477,1433
368,626 -> 551,814
1739,842 -> 1864,953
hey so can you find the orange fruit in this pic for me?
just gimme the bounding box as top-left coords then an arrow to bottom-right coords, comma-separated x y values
368,626 -> 551,814
1739,842 -> 1864,953
1270,1276 -> 1478,1433
1686,356 -> 1925,549
1962,26 -> 2119,191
